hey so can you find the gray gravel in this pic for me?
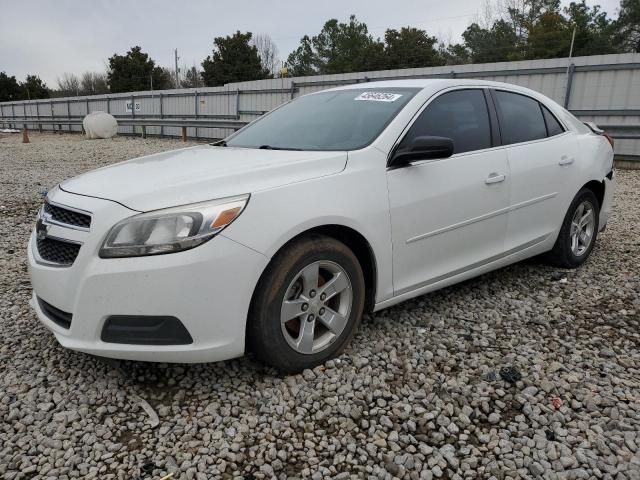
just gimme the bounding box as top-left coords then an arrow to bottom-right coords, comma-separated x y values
1,132 -> 639,480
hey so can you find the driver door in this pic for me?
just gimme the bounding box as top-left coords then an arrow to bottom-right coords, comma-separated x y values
386,88 -> 510,295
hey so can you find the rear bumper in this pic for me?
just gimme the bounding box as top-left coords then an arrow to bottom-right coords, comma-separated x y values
599,170 -> 615,231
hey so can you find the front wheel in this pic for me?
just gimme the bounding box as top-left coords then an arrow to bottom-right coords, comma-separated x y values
545,188 -> 599,268
247,235 -> 365,372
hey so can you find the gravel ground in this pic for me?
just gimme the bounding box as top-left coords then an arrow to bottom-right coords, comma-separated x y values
0,132 -> 639,480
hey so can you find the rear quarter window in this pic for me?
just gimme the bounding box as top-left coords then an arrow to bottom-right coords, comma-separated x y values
495,90 -> 547,145
541,104 -> 565,137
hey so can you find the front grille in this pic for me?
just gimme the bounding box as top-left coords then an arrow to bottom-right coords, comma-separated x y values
37,237 -> 81,265
44,202 -> 91,229
38,297 -> 72,329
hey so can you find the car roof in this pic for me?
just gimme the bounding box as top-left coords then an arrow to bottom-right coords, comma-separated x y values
324,78 -> 583,134
326,78 -> 544,98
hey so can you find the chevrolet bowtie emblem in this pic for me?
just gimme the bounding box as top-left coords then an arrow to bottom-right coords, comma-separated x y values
36,214 -> 51,240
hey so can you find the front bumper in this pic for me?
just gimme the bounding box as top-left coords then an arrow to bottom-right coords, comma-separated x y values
28,188 -> 269,363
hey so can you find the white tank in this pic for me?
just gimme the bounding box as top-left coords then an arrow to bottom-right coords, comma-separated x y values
83,111 -> 118,139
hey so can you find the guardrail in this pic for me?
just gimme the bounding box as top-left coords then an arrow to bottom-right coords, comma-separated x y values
1,114 -> 637,141
0,115 -> 249,141
2,113 -> 637,167
0,116 -> 248,128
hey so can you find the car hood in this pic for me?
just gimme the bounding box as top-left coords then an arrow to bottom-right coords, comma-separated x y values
61,145 -> 348,211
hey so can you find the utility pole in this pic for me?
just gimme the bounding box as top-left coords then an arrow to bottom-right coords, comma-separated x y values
565,26 -> 577,87
174,48 -> 180,89
563,26 -> 577,109
568,25 -> 576,60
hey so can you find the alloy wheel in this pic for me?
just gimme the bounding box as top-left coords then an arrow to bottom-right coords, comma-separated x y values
570,200 -> 596,256
280,261 -> 353,354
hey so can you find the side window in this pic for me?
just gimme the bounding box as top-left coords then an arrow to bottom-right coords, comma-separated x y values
541,104 -> 565,137
400,89 -> 492,155
495,91 -> 547,145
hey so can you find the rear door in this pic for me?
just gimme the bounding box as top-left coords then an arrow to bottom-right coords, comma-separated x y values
387,88 -> 510,295
491,90 -> 576,252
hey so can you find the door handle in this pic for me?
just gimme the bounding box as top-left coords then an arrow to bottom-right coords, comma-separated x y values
485,173 -> 506,184
559,156 -> 575,166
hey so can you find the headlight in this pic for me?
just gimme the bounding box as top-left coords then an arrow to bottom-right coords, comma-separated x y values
99,195 -> 249,258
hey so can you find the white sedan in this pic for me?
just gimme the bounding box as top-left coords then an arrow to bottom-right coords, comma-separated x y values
28,79 -> 615,372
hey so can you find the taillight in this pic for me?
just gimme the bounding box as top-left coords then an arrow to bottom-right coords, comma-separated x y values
603,132 -> 614,149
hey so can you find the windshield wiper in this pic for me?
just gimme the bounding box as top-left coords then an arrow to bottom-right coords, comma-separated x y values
258,144 -> 302,151
211,140 -> 227,147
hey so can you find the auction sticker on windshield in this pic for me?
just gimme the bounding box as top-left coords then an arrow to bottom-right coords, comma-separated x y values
354,92 -> 403,102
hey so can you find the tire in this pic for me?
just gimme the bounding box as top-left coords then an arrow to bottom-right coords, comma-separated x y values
545,188 -> 600,268
247,234 -> 365,373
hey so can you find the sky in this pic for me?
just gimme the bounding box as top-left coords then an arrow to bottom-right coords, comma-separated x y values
0,0 -> 623,87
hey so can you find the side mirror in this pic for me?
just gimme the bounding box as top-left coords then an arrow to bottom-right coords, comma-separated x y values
390,136 -> 454,167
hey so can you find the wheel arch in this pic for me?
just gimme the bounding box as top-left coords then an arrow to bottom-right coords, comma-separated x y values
550,179 -> 605,249
581,179 -> 605,209
250,224 -> 378,315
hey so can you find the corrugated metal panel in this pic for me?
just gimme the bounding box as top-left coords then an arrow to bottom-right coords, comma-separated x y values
89,99 -> 109,113
52,101 -> 68,116
1,53 -> 639,157
198,92 -> 233,117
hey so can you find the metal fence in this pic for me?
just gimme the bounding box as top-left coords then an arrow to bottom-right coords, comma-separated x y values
1,52 -> 639,160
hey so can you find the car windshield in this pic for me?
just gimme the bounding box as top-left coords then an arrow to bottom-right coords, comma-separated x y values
226,88 -> 419,151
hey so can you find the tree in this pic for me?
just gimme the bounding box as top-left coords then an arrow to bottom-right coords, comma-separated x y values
286,15 -> 385,74
438,42 -> 471,65
80,72 -> 109,95
312,16 -> 386,73
564,1 -> 617,56
498,0 -> 618,58
107,46 -> 170,93
160,67 -> 179,89
0,72 -> 22,101
20,75 -> 49,99
201,31 -> 270,87
286,35 -> 316,76
251,34 -> 279,75
56,73 -> 81,96
383,27 -> 442,69
615,0 -> 640,52
503,0 -> 562,40
181,65 -> 203,88
160,65 -> 203,89
55,72 -> 110,96
525,10 -> 572,59
462,20 -> 520,63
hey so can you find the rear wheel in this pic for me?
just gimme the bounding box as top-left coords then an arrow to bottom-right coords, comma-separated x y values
247,235 -> 365,372
545,188 -> 599,268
